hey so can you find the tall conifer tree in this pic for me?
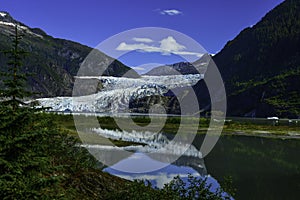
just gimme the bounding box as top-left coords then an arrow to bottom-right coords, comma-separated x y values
0,25 -> 31,110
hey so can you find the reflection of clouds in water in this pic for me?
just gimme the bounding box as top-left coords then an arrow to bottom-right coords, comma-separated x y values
103,153 -> 228,196
106,168 -> 222,192
129,153 -> 143,159
106,168 -> 227,196
104,152 -> 205,188
115,172 -> 200,189
107,152 -> 169,172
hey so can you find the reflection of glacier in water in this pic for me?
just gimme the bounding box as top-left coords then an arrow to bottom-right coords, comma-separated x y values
81,127 -> 203,172
82,127 -> 206,185
36,74 -> 203,113
81,128 -> 225,195
90,127 -> 203,158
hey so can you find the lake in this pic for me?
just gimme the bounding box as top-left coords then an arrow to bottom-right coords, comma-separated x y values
75,115 -> 300,199
204,135 -> 300,200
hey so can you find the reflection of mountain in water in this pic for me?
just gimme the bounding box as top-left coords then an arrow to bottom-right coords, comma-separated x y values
81,128 -> 227,194
89,127 -> 202,157
103,153 -> 208,189
80,128 -> 205,174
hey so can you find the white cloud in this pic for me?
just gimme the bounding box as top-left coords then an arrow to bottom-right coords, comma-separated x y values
116,42 -> 161,52
131,67 -> 146,71
132,37 -> 154,43
116,36 -> 203,58
160,9 -> 182,16
160,36 -> 185,54
174,51 -> 204,57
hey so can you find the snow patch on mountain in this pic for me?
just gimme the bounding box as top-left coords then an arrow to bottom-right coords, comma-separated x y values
0,12 -> 7,17
0,20 -> 43,38
0,21 -> 27,30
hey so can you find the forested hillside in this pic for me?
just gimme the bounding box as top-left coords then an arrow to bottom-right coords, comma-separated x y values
0,11 -> 138,97
213,0 -> 300,118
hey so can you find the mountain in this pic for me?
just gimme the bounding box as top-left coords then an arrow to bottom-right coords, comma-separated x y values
2,0 -> 300,118
145,54 -> 210,76
212,0 -> 300,118
161,0 -> 300,118
0,11 -> 139,97
140,0 -> 300,118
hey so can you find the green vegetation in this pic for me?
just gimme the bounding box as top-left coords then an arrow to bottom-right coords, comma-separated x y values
0,25 -> 100,199
57,114 -> 299,139
227,68 -> 300,118
223,120 -> 300,136
213,0 -> 300,118
0,26 -> 30,110
108,175 -> 232,200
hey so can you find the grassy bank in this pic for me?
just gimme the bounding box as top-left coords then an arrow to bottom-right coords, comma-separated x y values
55,114 -> 300,140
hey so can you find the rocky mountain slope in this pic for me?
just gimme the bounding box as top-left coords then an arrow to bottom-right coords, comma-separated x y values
145,54 -> 210,76
0,11 -> 138,97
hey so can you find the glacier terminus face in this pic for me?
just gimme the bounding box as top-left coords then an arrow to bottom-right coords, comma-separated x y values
37,74 -> 203,113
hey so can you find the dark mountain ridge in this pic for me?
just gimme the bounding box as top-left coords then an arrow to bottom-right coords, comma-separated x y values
139,0 -> 300,118
212,0 -> 300,118
0,11 -> 139,97
214,0 -> 300,89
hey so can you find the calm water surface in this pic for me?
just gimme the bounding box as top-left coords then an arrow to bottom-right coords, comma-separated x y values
203,135 -> 300,200
101,134 -> 300,199
77,114 -> 300,199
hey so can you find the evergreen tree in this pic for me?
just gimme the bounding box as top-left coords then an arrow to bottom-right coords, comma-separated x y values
0,25 -> 31,110
0,25 -> 47,199
0,25 -> 67,199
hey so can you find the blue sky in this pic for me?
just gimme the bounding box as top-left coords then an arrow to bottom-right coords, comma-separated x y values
1,0 -> 284,71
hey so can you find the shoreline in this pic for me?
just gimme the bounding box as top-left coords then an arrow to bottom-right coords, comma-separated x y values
54,113 -> 300,141
222,130 -> 300,140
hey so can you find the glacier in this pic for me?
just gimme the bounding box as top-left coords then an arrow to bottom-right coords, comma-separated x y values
37,74 -> 203,113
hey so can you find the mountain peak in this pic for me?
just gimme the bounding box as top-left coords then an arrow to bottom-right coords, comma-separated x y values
0,11 -> 8,17
0,11 -> 46,39
145,53 -> 210,76
0,11 -> 16,23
